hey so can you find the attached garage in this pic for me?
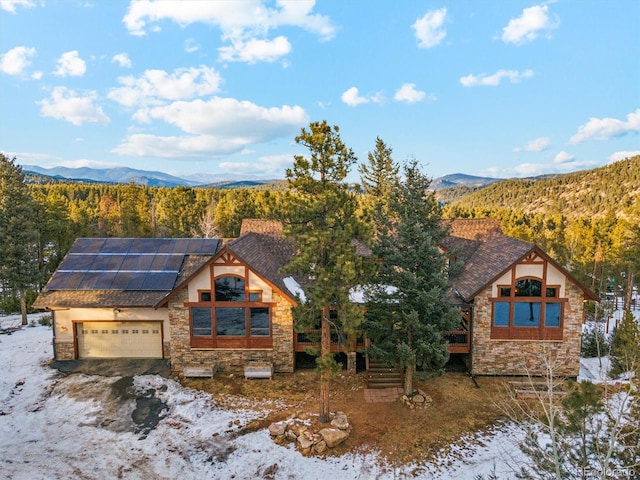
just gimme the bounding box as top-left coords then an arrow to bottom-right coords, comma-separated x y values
77,321 -> 163,359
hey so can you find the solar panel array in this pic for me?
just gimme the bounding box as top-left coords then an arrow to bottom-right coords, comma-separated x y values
47,238 -> 220,291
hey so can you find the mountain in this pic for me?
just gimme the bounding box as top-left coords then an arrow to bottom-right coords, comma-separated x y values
22,165 -> 200,187
444,155 -> 640,220
430,173 -> 499,190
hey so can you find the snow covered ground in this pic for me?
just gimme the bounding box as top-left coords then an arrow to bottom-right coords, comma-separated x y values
0,311 -> 632,480
0,314 -> 526,479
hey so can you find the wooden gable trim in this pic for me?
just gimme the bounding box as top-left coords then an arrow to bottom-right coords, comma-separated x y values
465,245 -> 598,302
221,246 -> 298,307
156,245 -> 298,308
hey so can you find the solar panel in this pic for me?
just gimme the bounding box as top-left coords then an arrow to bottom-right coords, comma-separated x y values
47,237 -> 220,291
141,272 -> 178,290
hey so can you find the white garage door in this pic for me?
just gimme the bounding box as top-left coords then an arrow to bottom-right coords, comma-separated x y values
78,321 -> 163,359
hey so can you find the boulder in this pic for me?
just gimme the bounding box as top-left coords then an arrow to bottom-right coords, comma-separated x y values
330,412 -> 349,430
297,433 -> 315,449
318,428 -> 349,448
268,422 -> 286,437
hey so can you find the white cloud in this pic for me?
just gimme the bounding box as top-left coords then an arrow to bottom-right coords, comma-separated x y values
108,66 -> 222,107
569,109 -> 640,144
341,87 -> 368,107
479,158 -> 599,178
113,97 -> 308,157
0,0 -> 35,13
122,0 -> 336,63
112,53 -> 132,68
38,86 -> 110,126
554,151 -> 575,164
184,38 -> 200,53
31,71 -> 42,80
609,150 -> 640,163
219,153 -> 293,175
53,51 -> 86,77
218,36 -> 291,64
514,137 -> 551,152
501,4 -> 559,45
412,8 -> 447,49
0,46 -> 36,75
340,87 -> 383,107
460,69 -> 534,87
393,83 -> 428,104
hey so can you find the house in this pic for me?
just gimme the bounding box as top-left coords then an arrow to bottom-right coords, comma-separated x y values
442,218 -> 598,377
33,218 -> 596,378
33,220 -> 300,377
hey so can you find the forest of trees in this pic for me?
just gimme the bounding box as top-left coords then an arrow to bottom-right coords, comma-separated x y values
1,151 -> 639,317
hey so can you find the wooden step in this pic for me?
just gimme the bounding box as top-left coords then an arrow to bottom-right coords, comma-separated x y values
366,361 -> 403,389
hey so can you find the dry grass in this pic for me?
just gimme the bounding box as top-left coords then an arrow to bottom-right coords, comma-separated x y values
183,369 -> 512,465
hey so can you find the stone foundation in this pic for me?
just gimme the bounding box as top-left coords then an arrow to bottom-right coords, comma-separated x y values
53,340 -> 75,360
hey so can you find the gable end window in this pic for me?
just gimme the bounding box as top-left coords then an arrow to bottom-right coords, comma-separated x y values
189,274 -> 272,349
491,278 -> 565,340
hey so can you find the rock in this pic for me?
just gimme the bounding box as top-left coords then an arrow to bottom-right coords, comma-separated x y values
268,422 -> 286,437
313,440 -> 327,454
285,429 -> 298,442
413,394 -> 425,403
331,412 -> 349,430
297,433 -> 315,449
318,428 -> 349,448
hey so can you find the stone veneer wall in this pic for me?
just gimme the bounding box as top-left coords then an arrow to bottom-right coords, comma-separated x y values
470,282 -> 584,377
168,288 -> 295,377
54,340 -> 75,360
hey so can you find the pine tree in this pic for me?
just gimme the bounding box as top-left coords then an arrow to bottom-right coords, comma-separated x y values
364,159 -> 459,394
0,154 -> 40,323
358,137 -> 399,232
609,309 -> 640,378
281,120 -> 372,422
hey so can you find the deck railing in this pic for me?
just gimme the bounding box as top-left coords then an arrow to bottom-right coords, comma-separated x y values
447,329 -> 470,354
294,330 -> 366,353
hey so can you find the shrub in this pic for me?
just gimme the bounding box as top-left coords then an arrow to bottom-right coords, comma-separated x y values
38,314 -> 52,327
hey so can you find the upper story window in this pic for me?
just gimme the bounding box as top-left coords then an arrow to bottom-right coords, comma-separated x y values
215,276 -> 245,301
492,277 -> 565,340
189,274 -> 271,349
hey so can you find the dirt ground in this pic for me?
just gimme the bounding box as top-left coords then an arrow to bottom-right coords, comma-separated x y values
183,368 -> 512,465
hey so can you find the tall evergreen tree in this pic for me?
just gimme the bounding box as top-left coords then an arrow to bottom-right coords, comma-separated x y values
0,154 -> 40,323
282,120 -> 372,422
364,159 -> 459,394
358,137 -> 399,233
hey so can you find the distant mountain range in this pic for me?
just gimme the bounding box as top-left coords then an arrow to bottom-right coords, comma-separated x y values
21,164 -> 277,188
20,164 -> 562,191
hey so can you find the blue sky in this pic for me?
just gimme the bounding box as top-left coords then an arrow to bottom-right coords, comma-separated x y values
1,0 -> 639,182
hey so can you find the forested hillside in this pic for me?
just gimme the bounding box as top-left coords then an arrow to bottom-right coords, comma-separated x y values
442,155 -> 640,295
443,155 -> 640,221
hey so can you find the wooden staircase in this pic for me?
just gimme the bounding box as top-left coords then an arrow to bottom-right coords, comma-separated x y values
366,359 -> 403,389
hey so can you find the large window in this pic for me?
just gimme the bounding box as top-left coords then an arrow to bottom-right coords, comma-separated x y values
189,275 -> 272,348
491,278 -> 564,340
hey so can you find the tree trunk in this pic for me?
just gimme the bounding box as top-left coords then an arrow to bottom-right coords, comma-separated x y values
319,307 -> 331,423
624,267 -> 634,312
403,362 -> 414,396
20,290 -> 28,326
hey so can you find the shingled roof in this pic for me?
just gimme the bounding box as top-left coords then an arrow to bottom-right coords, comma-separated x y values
227,231 -> 297,297
451,232 -> 535,302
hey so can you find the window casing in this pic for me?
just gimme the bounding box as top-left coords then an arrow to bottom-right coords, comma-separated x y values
189,275 -> 272,349
491,278 -> 565,340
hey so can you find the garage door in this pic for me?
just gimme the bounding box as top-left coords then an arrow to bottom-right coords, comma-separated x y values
77,321 -> 163,358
